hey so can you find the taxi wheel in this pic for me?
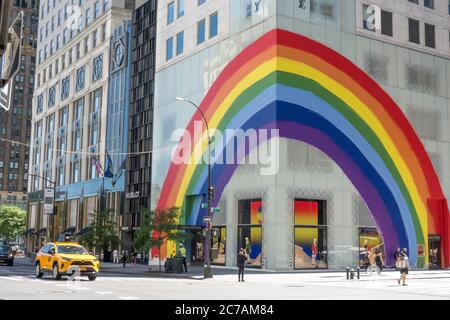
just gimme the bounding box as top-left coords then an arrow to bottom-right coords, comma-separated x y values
52,263 -> 62,280
35,262 -> 43,278
88,275 -> 97,281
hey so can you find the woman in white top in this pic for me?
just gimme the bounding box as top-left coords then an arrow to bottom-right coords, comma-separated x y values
397,248 -> 410,286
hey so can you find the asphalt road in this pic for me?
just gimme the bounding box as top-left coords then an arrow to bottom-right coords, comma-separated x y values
1,257 -> 450,300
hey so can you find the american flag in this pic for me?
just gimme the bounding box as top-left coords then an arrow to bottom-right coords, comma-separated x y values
91,157 -> 104,176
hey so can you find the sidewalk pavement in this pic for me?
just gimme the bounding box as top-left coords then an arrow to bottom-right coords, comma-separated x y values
99,261 -> 450,283
99,261 -> 205,279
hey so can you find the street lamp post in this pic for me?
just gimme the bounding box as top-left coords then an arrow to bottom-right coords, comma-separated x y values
29,174 -> 56,241
175,97 -> 213,279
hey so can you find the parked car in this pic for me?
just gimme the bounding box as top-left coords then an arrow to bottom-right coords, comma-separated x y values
35,242 -> 100,281
0,244 -> 14,266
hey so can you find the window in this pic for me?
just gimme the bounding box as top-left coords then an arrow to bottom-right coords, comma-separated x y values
48,85 -> 56,107
209,12 -> 218,38
76,66 -> 85,91
424,0 -> 434,9
60,106 -> 68,127
103,0 -> 110,12
58,9 -> 62,26
381,10 -> 393,37
75,98 -> 83,120
94,1 -> 100,19
92,88 -> 102,112
408,0 -> 419,4
72,162 -> 80,183
177,0 -> 185,18
197,19 -> 206,45
90,122 -> 99,146
73,130 -> 81,151
86,8 -> 91,27
167,1 -> 175,25
409,18 -> 420,44
176,31 -> 184,55
198,0 -> 206,6
47,113 -> 54,132
93,54 -> 103,81
166,37 -> 174,61
425,23 -> 435,48
294,199 -> 328,269
238,199 -> 262,268
36,94 -> 44,113
57,166 -> 65,186
61,76 -> 70,100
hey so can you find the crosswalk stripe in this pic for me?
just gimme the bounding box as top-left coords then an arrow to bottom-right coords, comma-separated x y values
0,276 -> 24,281
118,296 -> 139,300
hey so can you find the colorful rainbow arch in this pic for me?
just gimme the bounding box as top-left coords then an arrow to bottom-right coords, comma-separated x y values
157,29 -> 450,268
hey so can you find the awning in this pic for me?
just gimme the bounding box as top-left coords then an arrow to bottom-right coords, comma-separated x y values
63,227 -> 76,235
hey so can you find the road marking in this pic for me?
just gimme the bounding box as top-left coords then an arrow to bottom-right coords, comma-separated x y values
0,276 -> 24,281
95,291 -> 113,295
118,296 -> 139,300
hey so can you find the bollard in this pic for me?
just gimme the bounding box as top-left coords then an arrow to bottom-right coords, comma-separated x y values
357,267 -> 360,280
346,267 -> 350,280
350,268 -> 354,280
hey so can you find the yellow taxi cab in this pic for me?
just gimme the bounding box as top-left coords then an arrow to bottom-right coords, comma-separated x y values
35,242 -> 100,281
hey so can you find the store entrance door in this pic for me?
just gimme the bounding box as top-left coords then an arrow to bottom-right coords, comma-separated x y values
428,236 -> 441,269
190,230 -> 205,266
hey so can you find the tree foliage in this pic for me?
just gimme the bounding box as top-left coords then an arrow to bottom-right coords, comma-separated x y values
134,207 -> 191,271
80,208 -> 119,261
0,205 -> 26,242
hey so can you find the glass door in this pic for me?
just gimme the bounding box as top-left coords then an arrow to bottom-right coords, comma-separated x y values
211,226 -> 226,265
429,236 -> 441,269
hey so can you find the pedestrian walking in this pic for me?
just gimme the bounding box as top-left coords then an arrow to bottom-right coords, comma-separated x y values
375,248 -> 384,275
245,237 -> 251,265
237,248 -> 247,282
131,248 -> 137,266
397,248 -> 410,286
113,249 -> 118,264
368,248 -> 377,275
178,243 -> 188,272
394,247 -> 401,270
121,250 -> 128,268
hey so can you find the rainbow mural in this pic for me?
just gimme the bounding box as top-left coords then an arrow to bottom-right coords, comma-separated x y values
157,29 -> 450,268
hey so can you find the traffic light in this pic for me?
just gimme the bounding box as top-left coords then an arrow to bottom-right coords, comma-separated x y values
208,186 -> 214,201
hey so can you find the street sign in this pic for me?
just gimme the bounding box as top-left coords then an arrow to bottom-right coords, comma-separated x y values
43,188 -> 55,215
211,207 -> 220,213
203,216 -> 212,223
201,202 -> 208,209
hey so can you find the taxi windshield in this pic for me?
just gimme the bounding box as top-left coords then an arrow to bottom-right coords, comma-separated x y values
57,245 -> 88,255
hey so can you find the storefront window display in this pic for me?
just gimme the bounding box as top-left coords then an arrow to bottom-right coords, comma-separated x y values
211,226 -> 226,265
359,228 -> 384,268
294,199 -> 327,269
238,199 -> 262,268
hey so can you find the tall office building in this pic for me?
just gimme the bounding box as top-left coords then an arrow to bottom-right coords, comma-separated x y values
26,0 -> 134,252
0,0 -> 39,209
123,0 -> 157,250
152,0 -> 450,270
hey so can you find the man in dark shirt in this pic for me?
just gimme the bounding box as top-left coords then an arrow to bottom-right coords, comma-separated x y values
237,248 -> 247,282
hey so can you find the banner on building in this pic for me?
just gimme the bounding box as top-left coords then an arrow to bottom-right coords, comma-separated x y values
44,188 -> 55,215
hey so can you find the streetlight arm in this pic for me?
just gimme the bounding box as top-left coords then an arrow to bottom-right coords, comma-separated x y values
29,174 -> 56,187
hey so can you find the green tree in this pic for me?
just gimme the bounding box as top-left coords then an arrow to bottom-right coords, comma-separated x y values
80,208 -> 120,262
134,207 -> 191,272
0,205 -> 26,243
